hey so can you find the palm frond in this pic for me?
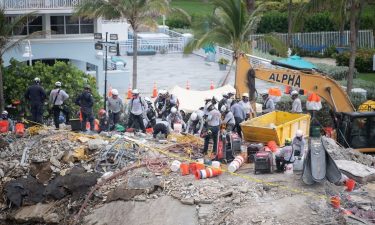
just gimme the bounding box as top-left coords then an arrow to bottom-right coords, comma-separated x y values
262,33 -> 288,57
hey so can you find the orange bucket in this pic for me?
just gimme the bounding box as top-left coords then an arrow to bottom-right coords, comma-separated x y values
180,163 -> 190,176
189,162 -> 197,174
267,141 -> 278,152
146,128 -> 154,134
345,179 -> 355,192
330,196 -> 340,209
196,163 -> 205,171
15,123 -> 25,137
0,120 -> 9,133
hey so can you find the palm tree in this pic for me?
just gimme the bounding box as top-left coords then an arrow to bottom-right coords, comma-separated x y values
296,0 -> 367,95
185,0 -> 263,92
75,0 -> 188,89
0,9 -> 33,111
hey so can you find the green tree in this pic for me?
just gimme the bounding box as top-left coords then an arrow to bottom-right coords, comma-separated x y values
0,9 -> 33,111
75,0 -> 189,89
3,60 -> 101,117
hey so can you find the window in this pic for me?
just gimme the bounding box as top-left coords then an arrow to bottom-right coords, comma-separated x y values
6,15 -> 42,35
51,16 -> 94,35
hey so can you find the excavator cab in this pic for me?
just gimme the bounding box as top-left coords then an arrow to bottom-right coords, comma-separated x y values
337,112 -> 375,152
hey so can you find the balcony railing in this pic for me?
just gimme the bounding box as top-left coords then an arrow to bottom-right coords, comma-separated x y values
1,0 -> 82,10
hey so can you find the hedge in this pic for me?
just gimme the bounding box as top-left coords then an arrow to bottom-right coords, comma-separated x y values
335,49 -> 375,73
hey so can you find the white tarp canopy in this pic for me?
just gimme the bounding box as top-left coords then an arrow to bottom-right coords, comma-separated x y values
169,85 -> 236,113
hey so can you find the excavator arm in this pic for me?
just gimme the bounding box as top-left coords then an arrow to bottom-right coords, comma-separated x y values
236,54 -> 355,113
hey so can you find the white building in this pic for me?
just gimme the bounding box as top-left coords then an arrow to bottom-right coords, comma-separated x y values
1,0 -> 130,96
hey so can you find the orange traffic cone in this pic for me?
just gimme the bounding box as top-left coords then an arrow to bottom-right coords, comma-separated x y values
108,85 -> 113,97
127,85 -> 132,99
186,81 -> 190,90
152,82 -> 158,98
210,81 -> 214,90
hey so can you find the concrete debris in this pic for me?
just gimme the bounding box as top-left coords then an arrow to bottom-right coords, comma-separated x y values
4,176 -> 45,207
88,139 -> 107,150
11,203 -> 59,224
335,160 -> 375,183
29,161 -> 53,183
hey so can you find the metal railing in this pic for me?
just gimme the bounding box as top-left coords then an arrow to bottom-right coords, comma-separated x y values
216,46 -> 273,68
250,30 -> 374,53
119,37 -> 185,54
1,0 -> 82,10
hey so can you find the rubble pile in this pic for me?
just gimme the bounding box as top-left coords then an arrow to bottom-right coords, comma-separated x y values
323,138 -> 375,167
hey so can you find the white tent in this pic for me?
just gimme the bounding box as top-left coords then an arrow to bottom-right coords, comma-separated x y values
169,85 -> 236,113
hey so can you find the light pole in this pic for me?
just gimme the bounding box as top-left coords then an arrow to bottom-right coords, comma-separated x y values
22,40 -> 33,66
94,32 -> 118,110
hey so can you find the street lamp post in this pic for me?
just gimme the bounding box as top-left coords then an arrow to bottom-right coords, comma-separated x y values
22,40 -> 33,66
94,32 -> 118,110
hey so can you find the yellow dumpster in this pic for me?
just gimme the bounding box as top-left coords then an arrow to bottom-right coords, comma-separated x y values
240,111 -> 311,146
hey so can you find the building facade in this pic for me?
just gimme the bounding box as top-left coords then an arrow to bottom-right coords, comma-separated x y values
1,0 -> 130,97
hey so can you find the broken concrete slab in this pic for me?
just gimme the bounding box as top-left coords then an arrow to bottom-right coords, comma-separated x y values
11,203 -> 60,224
335,160 -> 375,184
106,183 -> 144,202
88,139 -> 107,150
84,196 -> 198,225
127,176 -> 162,192
29,161 -> 53,184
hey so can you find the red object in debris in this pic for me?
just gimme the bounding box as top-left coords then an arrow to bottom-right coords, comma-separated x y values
0,120 -> 10,133
330,196 -> 341,209
195,168 -> 222,179
324,127 -> 333,138
180,163 -> 190,176
345,179 -> 355,192
126,128 -> 135,133
146,128 -> 153,134
267,141 -> 278,152
189,162 -> 197,174
15,123 -> 25,137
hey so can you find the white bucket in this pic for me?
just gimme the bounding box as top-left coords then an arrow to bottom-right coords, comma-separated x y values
170,160 -> 181,172
212,161 -> 221,168
285,163 -> 293,175
174,123 -> 183,133
228,155 -> 244,173
197,158 -> 204,164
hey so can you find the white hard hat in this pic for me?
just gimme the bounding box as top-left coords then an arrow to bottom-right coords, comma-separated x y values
112,89 -> 119,96
228,91 -> 235,95
206,102 -> 213,109
159,89 -> 167,95
242,93 -> 249,98
171,107 -> 177,114
291,90 -> 299,96
204,97 -> 211,101
296,129 -> 303,137
2,110 -> 8,115
190,112 -> 198,121
55,81 -> 61,87
220,105 -> 227,112
34,77 -> 40,82
144,97 -> 151,103
132,89 -> 139,94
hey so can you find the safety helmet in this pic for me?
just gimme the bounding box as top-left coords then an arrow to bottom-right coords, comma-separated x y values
159,89 -> 167,95
261,92 -> 269,97
190,112 -> 198,121
220,105 -> 227,112
55,81 -> 62,87
285,138 -> 292,146
2,110 -> 8,115
242,93 -> 249,98
296,129 -> 303,137
212,96 -> 218,102
112,89 -> 119,96
132,89 -> 139,95
291,90 -> 299,96
144,97 -> 151,103
34,77 -> 40,83
204,97 -> 211,101
98,109 -> 106,116
171,107 -> 177,114
222,93 -> 228,98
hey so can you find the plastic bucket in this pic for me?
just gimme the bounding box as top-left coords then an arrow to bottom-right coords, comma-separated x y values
0,120 -> 9,133
330,196 -> 341,209
345,179 -> 355,192
196,163 -> 205,171
180,163 -> 190,176
189,162 -> 197,174
170,160 -> 181,172
228,155 -> 244,173
212,161 -> 221,168
285,163 -> 293,175
15,123 -> 25,137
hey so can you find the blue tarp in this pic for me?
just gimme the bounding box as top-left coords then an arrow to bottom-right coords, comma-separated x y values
277,55 -> 316,69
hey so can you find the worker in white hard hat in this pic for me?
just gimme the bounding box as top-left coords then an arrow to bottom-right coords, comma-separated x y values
203,97 -> 212,116
220,105 -> 235,132
154,89 -> 167,118
186,111 -> 204,135
166,106 -> 185,131
203,102 -> 221,155
226,91 -> 235,108
239,92 -> 255,120
160,90 -> 179,119
144,97 -> 157,128
0,110 -> 14,132
107,88 -> 123,130
218,93 -> 229,112
291,90 -> 303,113
261,92 -> 275,114
127,89 -> 147,132
24,77 -> 47,124
49,81 -> 69,129
292,129 -> 305,156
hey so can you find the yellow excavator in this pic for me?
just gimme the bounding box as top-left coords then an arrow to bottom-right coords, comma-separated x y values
236,54 -> 375,153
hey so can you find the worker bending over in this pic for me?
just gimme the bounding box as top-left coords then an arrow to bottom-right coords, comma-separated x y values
160,91 -> 178,118
220,105 -> 235,132
167,107 -> 185,131
275,139 -> 295,172
154,89 -> 167,118
230,100 -> 246,137
153,119 -> 171,139
261,93 -> 275,114
292,129 -> 305,156
186,111 -> 204,135
127,89 -> 147,133
203,103 -> 221,155
291,90 -> 303,113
